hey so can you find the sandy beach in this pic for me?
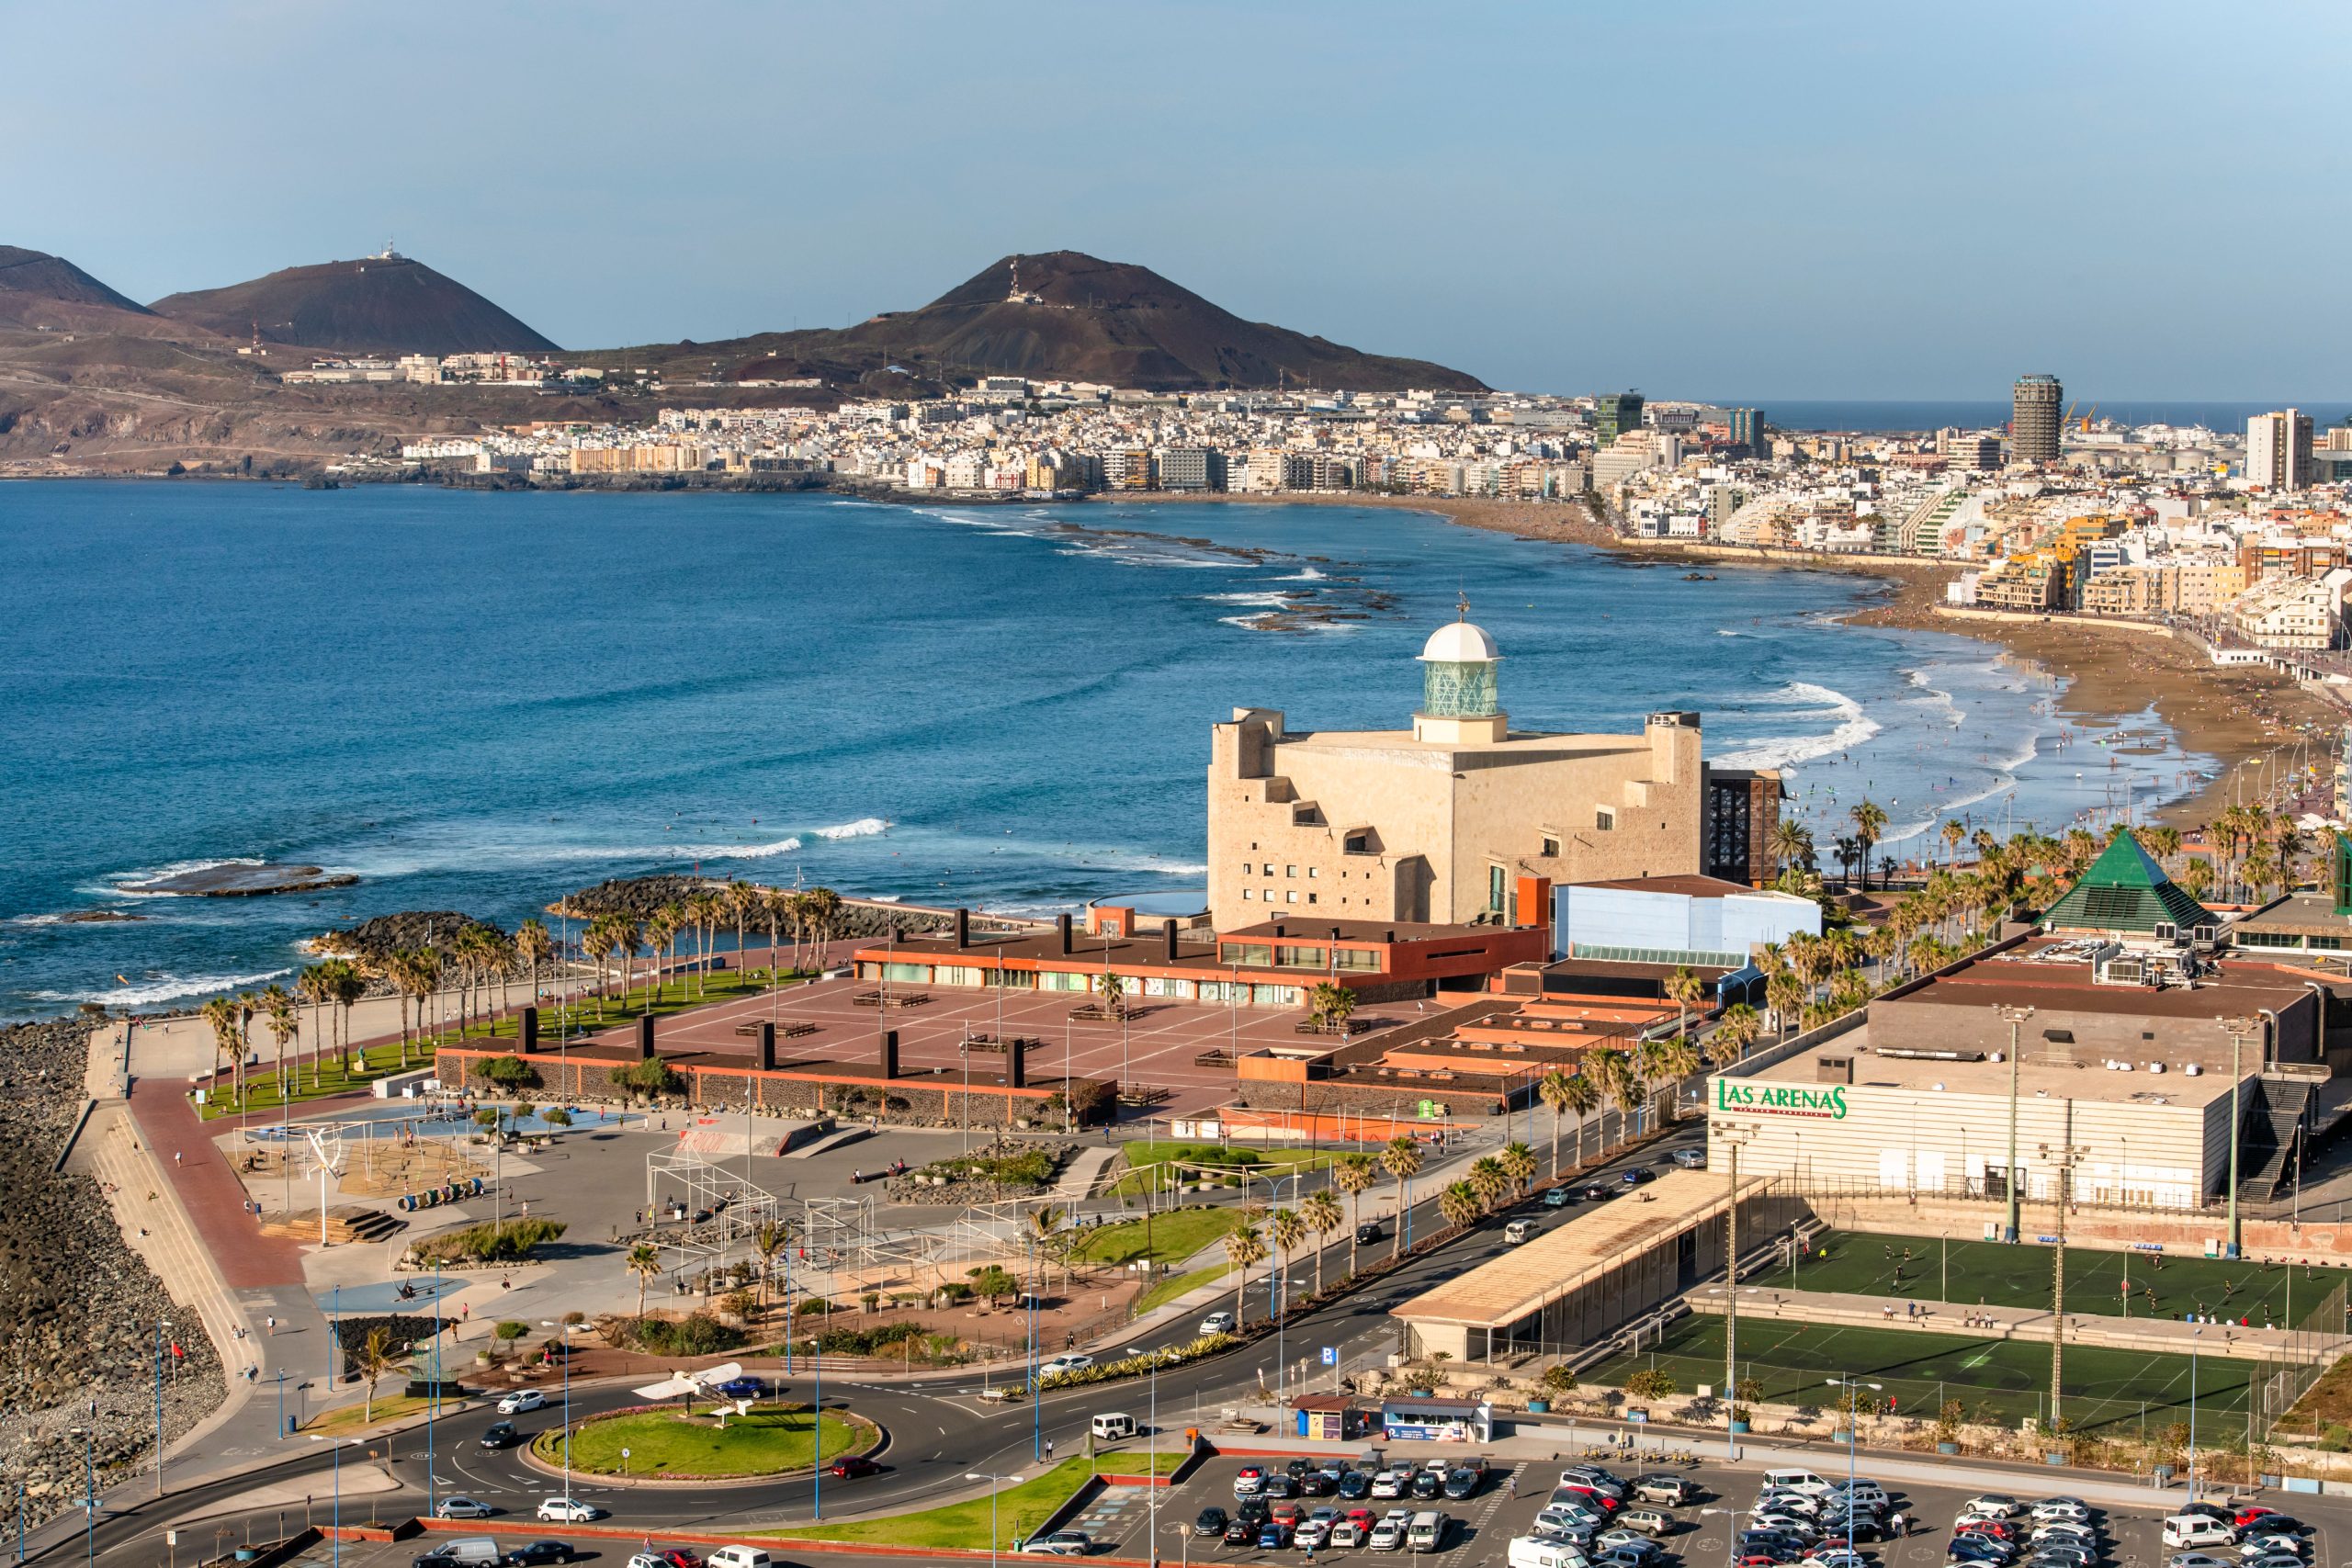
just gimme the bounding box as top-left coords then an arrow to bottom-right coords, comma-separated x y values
1091,491 -> 2346,830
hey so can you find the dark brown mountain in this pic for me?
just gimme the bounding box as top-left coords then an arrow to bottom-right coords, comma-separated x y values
0,246 -> 152,314
593,250 -> 1484,393
149,253 -> 559,356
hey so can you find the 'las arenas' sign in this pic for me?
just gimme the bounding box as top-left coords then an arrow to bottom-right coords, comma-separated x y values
1714,1079 -> 1849,1119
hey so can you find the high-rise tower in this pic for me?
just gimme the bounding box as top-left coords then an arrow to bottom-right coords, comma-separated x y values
2012,373 -> 2063,464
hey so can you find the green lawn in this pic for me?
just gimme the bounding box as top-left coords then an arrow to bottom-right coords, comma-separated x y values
770,1453 -> 1187,1549
1586,1314 -> 2254,1438
1070,1207 -> 1250,1269
1137,1261 -> 1233,1316
196,1041 -> 439,1120
475,967 -> 812,1039
1109,1141 -> 1336,1197
531,1404 -> 861,1477
1792,1229 -> 2335,1326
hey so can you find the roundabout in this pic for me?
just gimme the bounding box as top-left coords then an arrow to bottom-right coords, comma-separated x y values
526,1402 -> 877,1484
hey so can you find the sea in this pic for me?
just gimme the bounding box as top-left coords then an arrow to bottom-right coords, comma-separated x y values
0,482 -> 2213,1021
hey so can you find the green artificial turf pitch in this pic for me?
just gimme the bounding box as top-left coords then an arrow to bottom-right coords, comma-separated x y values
1586,1314 -> 2253,1438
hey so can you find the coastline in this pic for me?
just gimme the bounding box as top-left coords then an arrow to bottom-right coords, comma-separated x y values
1088,490 -> 2345,830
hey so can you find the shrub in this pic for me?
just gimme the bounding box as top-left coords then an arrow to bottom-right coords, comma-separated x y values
967,1265 -> 1020,1302
410,1218 -> 568,1265
1031,1333 -> 1238,1392
476,1055 -> 539,1089
474,1107 -> 503,1129
813,1321 -> 926,1355
493,1320 -> 528,1343
1540,1365 -> 1577,1396
540,1107 -> 572,1127
1623,1369 -> 1679,1401
615,1311 -> 744,1358
607,1058 -> 683,1100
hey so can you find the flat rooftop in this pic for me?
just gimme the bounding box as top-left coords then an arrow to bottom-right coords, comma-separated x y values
1272,726 -> 1657,760
1739,1031 -> 2241,1108
2235,892 -> 2352,940
1883,937 -> 2317,1019
1569,874 -> 1783,898
1396,1169 -> 1768,1329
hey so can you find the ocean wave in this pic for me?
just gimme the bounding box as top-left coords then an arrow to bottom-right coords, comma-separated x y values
811,818 -> 889,840
684,836 -> 803,859
1272,567 -> 1328,581
30,967 -> 293,1008
1706,681 -> 1882,771
1203,592 -> 1295,607
1715,628 -> 1739,637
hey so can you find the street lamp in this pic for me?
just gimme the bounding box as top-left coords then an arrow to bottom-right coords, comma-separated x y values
153,1317 -> 173,1495
2218,1015 -> 2257,1258
1716,1121 -> 1761,1460
1821,1376 -> 1880,1557
1993,1004 -> 2034,1241
2188,1325 -> 2203,1500
967,1471 -> 1027,1568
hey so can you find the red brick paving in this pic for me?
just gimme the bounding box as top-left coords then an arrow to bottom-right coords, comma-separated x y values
128,1077 -> 308,1289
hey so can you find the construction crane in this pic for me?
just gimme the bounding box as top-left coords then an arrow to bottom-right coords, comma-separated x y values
2062,400 -> 2078,428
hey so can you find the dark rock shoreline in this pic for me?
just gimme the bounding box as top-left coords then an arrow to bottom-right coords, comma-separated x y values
0,1020 -> 224,1527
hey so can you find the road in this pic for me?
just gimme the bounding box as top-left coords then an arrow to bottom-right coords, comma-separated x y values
35,1119 -> 1703,1562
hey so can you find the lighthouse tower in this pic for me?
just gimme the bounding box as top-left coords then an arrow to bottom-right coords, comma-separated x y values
1413,601 -> 1506,745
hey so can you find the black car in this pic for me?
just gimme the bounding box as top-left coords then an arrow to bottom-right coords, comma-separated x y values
1579,1183 -> 1616,1201
1337,1471 -> 1372,1501
1442,1467 -> 1482,1501
1286,1458 -> 1312,1478
1224,1517 -> 1257,1546
506,1548 -> 579,1567
1409,1470 -> 1444,1500
2244,1517 -> 2309,1539
1261,1474 -> 1296,1499
478,1421 -> 520,1450
1300,1472 -> 1337,1497
1356,1222 -> 1384,1243
1237,1499 -> 1272,1528
1195,1508 -> 1229,1540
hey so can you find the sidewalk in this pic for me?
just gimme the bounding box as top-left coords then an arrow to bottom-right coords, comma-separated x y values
1690,1283 -> 2345,1362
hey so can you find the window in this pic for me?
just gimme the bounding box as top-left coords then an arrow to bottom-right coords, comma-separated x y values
1285,864 -> 1296,877
1306,893 -> 1318,905
1541,836 -> 1560,857
1284,890 -> 1298,903
1262,863 -> 1274,875
1306,867 -> 1318,878
1487,863 -> 1507,913
1242,888 -> 1254,900
1595,808 -> 1615,830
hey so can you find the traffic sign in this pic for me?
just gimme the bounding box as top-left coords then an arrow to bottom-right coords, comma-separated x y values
1319,1347 -> 1337,1366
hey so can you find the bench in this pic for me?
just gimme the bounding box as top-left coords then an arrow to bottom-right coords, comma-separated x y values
854,990 -> 932,1009
734,1020 -> 819,1039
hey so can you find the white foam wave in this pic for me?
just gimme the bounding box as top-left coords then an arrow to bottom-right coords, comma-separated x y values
677,836 -> 804,860
1707,681 -> 1883,771
811,818 -> 888,840
866,893 -> 902,903
1273,567 -> 1327,581
1203,592 -> 1295,607
31,967 -> 294,1008
1714,628 -> 1739,637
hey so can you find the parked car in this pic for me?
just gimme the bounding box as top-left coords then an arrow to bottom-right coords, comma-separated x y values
1225,1517 -> 1258,1546
537,1497 -> 602,1523
716,1376 -> 765,1399
1301,1472 -> 1338,1497
1023,1532 -> 1093,1556
1411,1470 -> 1445,1500
1443,1467 -> 1484,1501
1332,1519 -> 1368,1550
477,1421 -> 520,1450
1257,1521 -> 1294,1551
1200,1312 -> 1237,1336
1297,1518 -> 1335,1551
1671,1147 -> 1707,1168
2241,1518 -> 2307,1540
1621,1510 -> 1674,1537
497,1390 -> 547,1415
505,1546 -> 578,1566
2241,1536 -> 2308,1559
1965,1498 -> 2025,1520
435,1497 -> 495,1519
1235,1466 -> 1269,1498
1370,1512 -> 1413,1551
2032,1503 -> 2093,1525
1340,1471 -> 1374,1501
1634,1476 -> 1696,1506
1372,1468 -> 1408,1499
1195,1508 -> 1228,1540
1622,1168 -> 1657,1185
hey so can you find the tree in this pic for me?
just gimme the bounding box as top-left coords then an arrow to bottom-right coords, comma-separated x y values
1849,800 -> 1888,890
1270,1207 -> 1306,1305
1380,1135 -> 1422,1262
514,919 -> 553,1010
296,965 -> 332,1090
1710,1004 -> 1759,1069
686,889 -> 724,998
1498,1140 -> 1536,1198
1624,1368 -> 1679,1401
261,984 -> 298,1100
1561,1072 -> 1601,1168
1588,1046 -> 1640,1135
352,1325 -> 400,1424
1307,980 -> 1356,1033
967,1264 -> 1019,1305
1940,818 -> 1967,867
645,906 -> 682,1006
1300,1189 -> 1341,1295
1537,1068 -> 1576,1179
628,1243 -> 662,1317
1098,968 -> 1125,1015
324,960 -> 366,1074
391,948 -> 439,1065
1466,1156 -> 1508,1212
200,997 -> 241,1108
754,1221 -> 790,1304
1664,966 -> 1705,1041
1224,1224 -> 1266,1324
724,881 -> 758,985
763,889 -> 794,984
804,887 -> 843,963
1332,1154 -> 1377,1279
1438,1180 -> 1480,1232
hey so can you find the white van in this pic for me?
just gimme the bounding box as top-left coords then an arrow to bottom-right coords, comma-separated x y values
1505,1219 -> 1538,1244
707,1550 -> 775,1568
1091,1412 -> 1136,1441
2163,1517 -> 2235,1551
1408,1512 -> 1450,1552
1760,1470 -> 1833,1498
412,1541 -> 502,1568
1510,1538 -> 1588,1568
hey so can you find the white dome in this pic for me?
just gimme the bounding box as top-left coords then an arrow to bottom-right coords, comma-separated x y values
1419,619 -> 1500,662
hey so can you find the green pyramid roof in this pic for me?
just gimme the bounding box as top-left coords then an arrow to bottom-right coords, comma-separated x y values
2041,831 -> 2214,934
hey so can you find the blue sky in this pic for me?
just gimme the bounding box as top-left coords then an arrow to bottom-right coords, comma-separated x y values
6,0 -> 2343,400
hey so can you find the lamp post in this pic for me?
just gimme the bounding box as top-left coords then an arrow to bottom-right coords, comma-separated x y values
2219,1015 -> 2256,1258
1994,1004 -> 2034,1242
71,1427 -> 92,1567
1716,1122 -> 1760,1460
153,1317 -> 173,1495
1822,1376 -> 1880,1557
2036,1127 -> 2090,1438
541,1318 -> 582,1501
967,1471 -> 1027,1568
2188,1325 -> 2204,1500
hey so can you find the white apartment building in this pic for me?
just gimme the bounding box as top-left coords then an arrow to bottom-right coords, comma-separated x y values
2247,409 -> 2314,491
2232,567 -> 2351,649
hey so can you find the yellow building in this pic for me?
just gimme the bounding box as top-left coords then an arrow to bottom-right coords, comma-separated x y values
1206,614 -> 1704,927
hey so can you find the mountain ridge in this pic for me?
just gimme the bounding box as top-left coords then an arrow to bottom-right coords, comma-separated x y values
150,254 -> 560,356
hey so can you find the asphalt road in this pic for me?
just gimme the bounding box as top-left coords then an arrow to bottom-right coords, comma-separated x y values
38,1121 -> 1705,1563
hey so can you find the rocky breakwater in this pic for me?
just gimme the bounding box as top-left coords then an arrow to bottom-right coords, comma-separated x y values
0,1020 -> 224,1528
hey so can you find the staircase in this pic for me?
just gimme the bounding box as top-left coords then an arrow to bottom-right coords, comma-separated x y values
2241,1078 -> 2314,1201
263,1206 -> 406,1245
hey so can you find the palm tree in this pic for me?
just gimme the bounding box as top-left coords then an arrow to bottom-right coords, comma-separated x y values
1380,1135 -> 1422,1262
296,965 -> 333,1090
514,919 -> 553,1010
762,890 -> 793,985
581,918 -> 617,1019
1765,970 -> 1804,1042
1224,1224 -> 1265,1324
1652,1036 -> 1701,1084
1498,1141 -> 1536,1199
1769,818 -> 1813,879
1536,1068 -> 1576,1180
1332,1154 -> 1377,1278
1437,1180 -> 1480,1232
804,887 -> 843,964
1940,818 -> 1967,868
686,889 -> 724,998
1300,1189 -> 1341,1295
386,950 -> 422,1066
724,881 -> 758,982
1307,980 -> 1356,1034
1561,1071 -> 1601,1168
1466,1156 -> 1508,1213
352,1325 -> 400,1424
1270,1207 -> 1306,1308
1664,966 -> 1705,1041
262,984 -> 298,1100
323,960 -> 366,1077
647,906 -> 683,1006
753,1221 -> 789,1305
1710,1003 -> 1759,1068
1849,800 -> 1888,890
200,996 -> 240,1108
628,1243 -> 663,1318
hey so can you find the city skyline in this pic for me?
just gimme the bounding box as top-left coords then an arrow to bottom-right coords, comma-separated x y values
6,0 -> 2347,400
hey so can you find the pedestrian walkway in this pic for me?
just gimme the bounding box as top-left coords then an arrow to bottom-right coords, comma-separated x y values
1052,1145 -> 1120,1200
1687,1283 -> 2346,1362
127,1077 -> 307,1289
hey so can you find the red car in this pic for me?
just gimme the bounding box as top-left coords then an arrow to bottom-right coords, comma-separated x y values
2234,1507 -> 2278,1529
657,1553 -> 703,1568
1957,1522 -> 2014,1541
1558,1484 -> 1619,1513
830,1456 -> 881,1480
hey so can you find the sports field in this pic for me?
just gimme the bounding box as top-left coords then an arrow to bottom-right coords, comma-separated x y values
1586,1314 -> 2253,1438
1784,1230 -> 2336,1326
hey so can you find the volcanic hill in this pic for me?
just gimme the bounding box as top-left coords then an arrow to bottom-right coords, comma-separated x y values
596,250 -> 1484,393
150,253 -> 560,356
